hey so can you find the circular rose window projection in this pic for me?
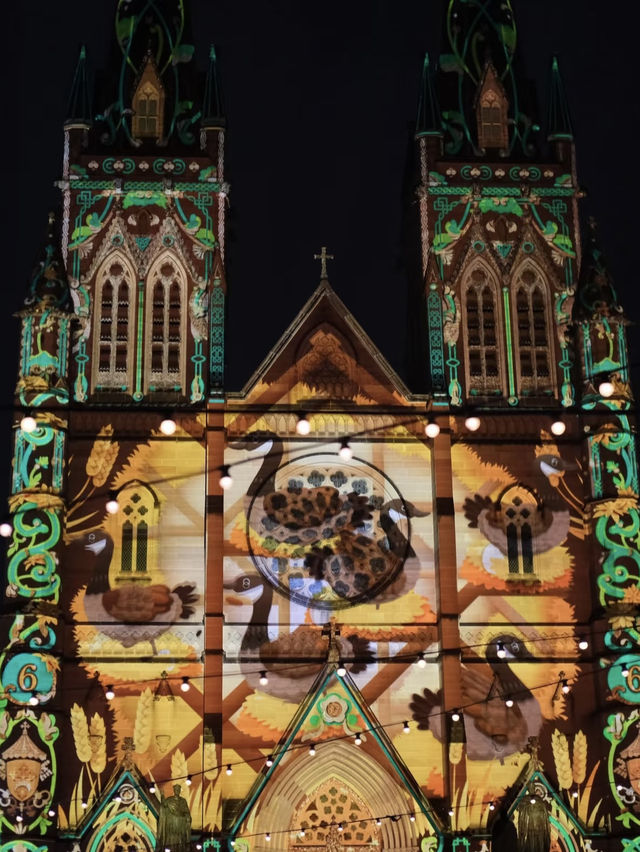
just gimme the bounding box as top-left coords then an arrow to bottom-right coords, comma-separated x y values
247,453 -> 411,609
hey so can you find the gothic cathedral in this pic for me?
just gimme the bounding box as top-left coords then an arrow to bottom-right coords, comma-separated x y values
1,2 -> 638,851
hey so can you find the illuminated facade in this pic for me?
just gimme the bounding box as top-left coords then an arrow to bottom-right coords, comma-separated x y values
1,2 -> 638,851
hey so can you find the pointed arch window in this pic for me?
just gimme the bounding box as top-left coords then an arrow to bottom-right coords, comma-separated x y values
497,484 -> 540,575
513,267 -> 554,396
476,65 -> 509,151
463,267 -> 503,396
115,482 -> 159,580
94,256 -> 135,392
132,59 -> 165,140
145,257 -> 186,391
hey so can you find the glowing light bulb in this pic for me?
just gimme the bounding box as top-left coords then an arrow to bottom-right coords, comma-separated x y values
160,416 -> 177,436
489,802 -> 495,812
48,808 -> 56,817
578,638 -> 589,651
219,465 -> 233,490
339,439 -> 353,460
266,755 -> 273,767
551,418 -> 566,436
259,670 -> 268,686
354,734 -> 362,746
296,414 -> 311,435
309,744 -> 316,756
28,695 -> 39,706
409,813 -> 416,822
149,783 -> 156,794
425,419 -> 440,439
416,652 -> 427,669
81,801 -> 88,810
0,520 -> 12,538
572,790 -> 578,799
451,710 -> 461,722
337,661 -> 347,677
105,492 -> 119,514
16,814 -> 23,823
497,642 -> 506,659
376,817 -> 382,826
403,720 -> 410,733
185,776 -> 192,787
505,697 -> 514,708
265,833 -> 271,842
337,823 -> 343,832
622,663 -> 630,678
226,765 -> 232,776
105,685 -> 115,700
561,679 -> 570,695
598,380 -> 615,398
181,676 -> 190,692
448,808 -> 454,817
20,415 -> 37,434
465,415 -> 481,432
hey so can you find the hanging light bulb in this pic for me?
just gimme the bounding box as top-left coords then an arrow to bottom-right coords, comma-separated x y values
308,744 -> 316,756
375,817 -> 382,826
496,641 -> 506,659
105,491 -> 120,514
403,720 -> 410,733
20,414 -> 37,434
339,439 -> 353,460
572,790 -> 578,799
530,796 -> 536,805
451,710 -> 461,723
622,663 -> 630,678
299,829 -> 306,838
16,814 -> 23,823
578,637 -> 589,651
464,415 -> 481,432
598,378 -> 615,398
105,685 -> 115,700
354,733 -> 362,746
226,764 -> 233,776
551,418 -> 566,436
561,679 -> 570,695
160,414 -> 177,436
416,652 -> 427,669
149,783 -> 156,794
0,519 -> 13,538
81,801 -> 88,810
28,695 -> 39,706
266,755 -> 273,767
48,808 -> 56,818
409,813 -> 416,822
337,661 -> 347,677
505,697 -> 514,708
185,775 -> 192,787
296,413 -> 311,435
265,833 -> 271,842
337,823 -> 343,832
489,801 -> 495,812
219,465 -> 233,490
448,808 -> 454,817
259,671 -> 268,686
181,676 -> 191,692
425,418 -> 440,439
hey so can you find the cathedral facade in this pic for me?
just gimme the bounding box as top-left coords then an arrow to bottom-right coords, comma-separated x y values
1,2 -> 638,851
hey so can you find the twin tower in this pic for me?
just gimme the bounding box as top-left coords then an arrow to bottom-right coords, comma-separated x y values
1,2 -> 638,852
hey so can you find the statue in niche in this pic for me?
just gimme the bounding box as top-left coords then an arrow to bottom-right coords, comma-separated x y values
516,788 -> 550,852
155,784 -> 191,852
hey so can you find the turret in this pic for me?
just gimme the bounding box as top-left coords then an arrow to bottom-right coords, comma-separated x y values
547,55 -> 574,167
64,45 -> 92,164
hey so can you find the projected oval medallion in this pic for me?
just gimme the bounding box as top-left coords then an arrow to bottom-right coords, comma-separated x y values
247,452 -> 410,609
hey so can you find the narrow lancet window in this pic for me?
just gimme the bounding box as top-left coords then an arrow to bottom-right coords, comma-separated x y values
463,267 -> 503,396
94,256 -> 134,392
145,258 -> 186,391
513,267 -> 553,396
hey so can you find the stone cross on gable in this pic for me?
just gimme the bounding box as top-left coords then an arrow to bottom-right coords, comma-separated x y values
314,246 -> 334,280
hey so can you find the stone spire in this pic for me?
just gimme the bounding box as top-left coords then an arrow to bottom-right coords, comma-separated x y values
547,56 -> 573,141
65,45 -> 92,129
416,53 -> 442,138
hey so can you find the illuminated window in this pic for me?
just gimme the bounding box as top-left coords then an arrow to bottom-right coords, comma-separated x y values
292,779 -> 378,847
116,483 -> 159,578
476,65 -> 509,151
94,255 -> 135,392
463,267 -> 503,396
132,59 -> 165,140
497,485 -> 540,575
513,267 -> 554,395
145,256 -> 186,391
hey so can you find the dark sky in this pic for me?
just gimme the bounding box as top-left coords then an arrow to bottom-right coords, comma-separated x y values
3,1 -> 638,503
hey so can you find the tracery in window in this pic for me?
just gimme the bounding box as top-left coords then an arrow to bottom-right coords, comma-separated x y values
94,255 -> 135,392
115,483 -> 159,580
476,64 -> 509,151
132,59 -> 165,140
145,256 -> 186,391
463,267 -> 503,396
497,484 -> 540,575
292,779 -> 378,847
513,266 -> 553,395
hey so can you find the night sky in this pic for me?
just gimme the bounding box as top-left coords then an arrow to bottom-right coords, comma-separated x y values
3,1 -> 638,504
